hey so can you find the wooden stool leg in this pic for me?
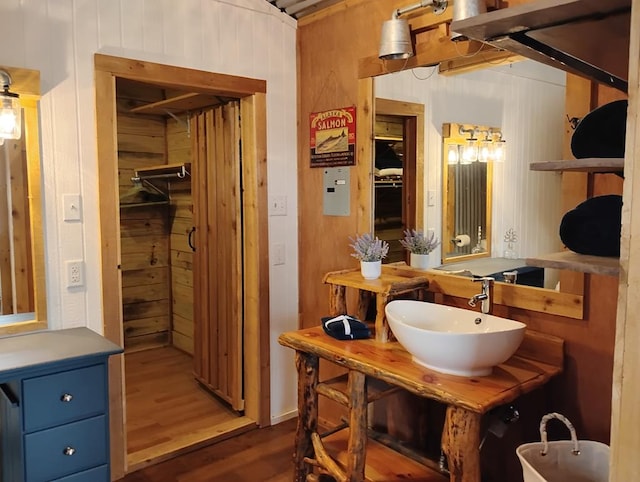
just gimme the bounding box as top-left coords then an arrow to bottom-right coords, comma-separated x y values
295,351 -> 319,482
346,370 -> 367,482
329,285 -> 347,316
441,405 -> 482,482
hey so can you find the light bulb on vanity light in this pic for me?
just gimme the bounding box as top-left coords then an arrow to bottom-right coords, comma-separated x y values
493,131 -> 506,162
476,129 -> 491,162
447,144 -> 460,164
0,70 -> 21,140
461,138 -> 478,164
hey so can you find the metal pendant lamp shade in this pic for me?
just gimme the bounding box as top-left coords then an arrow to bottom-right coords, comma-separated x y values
379,17 -> 414,60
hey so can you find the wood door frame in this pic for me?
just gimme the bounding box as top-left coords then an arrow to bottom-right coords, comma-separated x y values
94,54 -> 270,479
374,97 -> 425,232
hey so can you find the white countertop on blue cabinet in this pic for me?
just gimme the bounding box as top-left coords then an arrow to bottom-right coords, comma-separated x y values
0,327 -> 123,482
0,327 -> 122,380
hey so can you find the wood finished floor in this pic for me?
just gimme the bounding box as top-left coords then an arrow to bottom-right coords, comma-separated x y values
118,417 -> 298,481
125,346 -> 255,471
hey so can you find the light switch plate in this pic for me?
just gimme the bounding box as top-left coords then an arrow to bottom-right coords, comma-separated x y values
63,194 -> 82,221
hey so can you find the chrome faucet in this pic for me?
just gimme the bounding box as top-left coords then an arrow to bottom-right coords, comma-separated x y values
468,277 -> 494,314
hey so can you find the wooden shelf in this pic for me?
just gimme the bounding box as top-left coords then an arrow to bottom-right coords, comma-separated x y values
526,251 -> 619,277
530,158 -> 624,173
129,93 -> 227,115
321,429 -> 448,482
317,374 -> 400,406
528,158 -> 623,276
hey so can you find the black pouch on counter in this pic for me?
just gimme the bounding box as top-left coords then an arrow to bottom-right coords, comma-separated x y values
559,194 -> 622,257
321,315 -> 371,340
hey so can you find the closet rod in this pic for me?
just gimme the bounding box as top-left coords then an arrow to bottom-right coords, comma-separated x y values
132,164 -> 191,182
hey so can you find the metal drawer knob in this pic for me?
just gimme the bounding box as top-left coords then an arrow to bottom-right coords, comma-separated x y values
60,393 -> 73,402
63,446 -> 76,456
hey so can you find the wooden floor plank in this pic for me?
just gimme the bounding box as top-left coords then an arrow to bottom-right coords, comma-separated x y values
117,418 -> 297,481
124,346 -> 256,472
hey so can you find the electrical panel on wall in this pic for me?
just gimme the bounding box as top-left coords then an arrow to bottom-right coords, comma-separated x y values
323,167 -> 350,216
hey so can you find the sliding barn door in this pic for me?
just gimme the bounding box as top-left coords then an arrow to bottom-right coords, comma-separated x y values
191,102 -> 244,411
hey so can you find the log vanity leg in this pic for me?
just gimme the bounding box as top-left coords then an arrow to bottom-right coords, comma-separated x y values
295,351 -> 319,482
346,370 -> 367,481
328,285 -> 347,316
441,405 -> 482,482
375,293 -> 392,342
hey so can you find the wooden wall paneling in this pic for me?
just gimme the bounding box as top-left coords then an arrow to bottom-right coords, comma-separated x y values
559,74 -> 591,296
167,115 -> 194,355
117,80 -> 172,351
7,138 -> 32,314
119,206 -> 170,350
0,142 -> 12,314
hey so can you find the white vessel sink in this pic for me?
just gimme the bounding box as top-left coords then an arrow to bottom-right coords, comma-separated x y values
385,300 -> 526,377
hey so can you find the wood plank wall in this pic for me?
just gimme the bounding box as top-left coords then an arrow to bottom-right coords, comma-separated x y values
297,1 -> 620,480
166,115 -> 194,355
0,137 -> 33,315
117,81 -> 172,352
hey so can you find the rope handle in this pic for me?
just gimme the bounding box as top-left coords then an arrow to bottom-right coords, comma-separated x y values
539,412 -> 580,456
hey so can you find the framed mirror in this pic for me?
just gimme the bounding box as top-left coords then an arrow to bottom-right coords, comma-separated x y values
441,122 -> 495,263
0,65 -> 46,333
373,60 -> 565,289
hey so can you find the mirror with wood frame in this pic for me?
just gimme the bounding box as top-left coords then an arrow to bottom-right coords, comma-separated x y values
441,122 -> 494,263
373,61 -> 566,290
0,65 -> 46,333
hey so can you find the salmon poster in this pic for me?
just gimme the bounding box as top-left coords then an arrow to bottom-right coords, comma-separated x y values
310,106 -> 356,167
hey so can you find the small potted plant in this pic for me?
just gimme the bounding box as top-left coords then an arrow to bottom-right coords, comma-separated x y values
399,229 -> 440,270
349,233 -> 389,280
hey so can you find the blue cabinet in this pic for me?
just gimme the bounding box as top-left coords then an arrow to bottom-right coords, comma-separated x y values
0,328 -> 122,482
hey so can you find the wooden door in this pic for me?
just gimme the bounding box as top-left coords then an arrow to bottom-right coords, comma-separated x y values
191,102 -> 244,411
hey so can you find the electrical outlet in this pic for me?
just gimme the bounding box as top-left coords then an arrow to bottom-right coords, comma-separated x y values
66,260 -> 84,287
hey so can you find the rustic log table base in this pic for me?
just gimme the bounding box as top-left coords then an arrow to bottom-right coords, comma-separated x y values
280,327 -> 564,482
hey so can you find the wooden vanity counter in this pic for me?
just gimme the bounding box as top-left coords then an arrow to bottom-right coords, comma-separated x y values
279,326 -> 563,482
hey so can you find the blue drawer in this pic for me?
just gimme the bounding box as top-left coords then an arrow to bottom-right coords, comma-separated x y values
53,464 -> 109,482
24,415 -> 108,482
23,364 -> 106,432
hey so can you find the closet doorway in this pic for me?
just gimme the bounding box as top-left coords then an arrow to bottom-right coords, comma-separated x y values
95,55 -> 270,477
373,98 -> 424,262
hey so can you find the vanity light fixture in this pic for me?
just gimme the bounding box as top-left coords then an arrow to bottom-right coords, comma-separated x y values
0,70 -> 21,140
378,0 -> 448,60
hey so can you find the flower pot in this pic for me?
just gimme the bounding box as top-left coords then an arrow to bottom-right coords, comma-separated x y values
360,260 -> 382,280
409,252 -> 429,270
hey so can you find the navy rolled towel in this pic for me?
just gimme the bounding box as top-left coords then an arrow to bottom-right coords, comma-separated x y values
559,195 -> 622,257
321,315 -> 371,340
